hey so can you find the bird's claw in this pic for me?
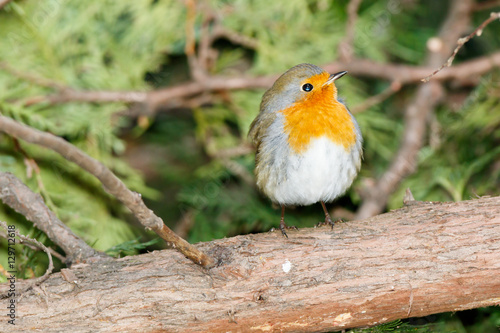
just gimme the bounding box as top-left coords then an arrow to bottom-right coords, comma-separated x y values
279,224 -> 298,238
316,216 -> 344,229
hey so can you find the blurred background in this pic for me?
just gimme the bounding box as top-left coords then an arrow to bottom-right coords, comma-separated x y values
0,0 -> 499,331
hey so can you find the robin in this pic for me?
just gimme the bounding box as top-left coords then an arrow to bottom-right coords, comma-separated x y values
248,63 -> 363,237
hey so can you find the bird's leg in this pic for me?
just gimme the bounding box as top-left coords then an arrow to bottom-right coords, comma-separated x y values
278,205 -> 298,238
320,201 -> 334,228
280,205 -> 288,238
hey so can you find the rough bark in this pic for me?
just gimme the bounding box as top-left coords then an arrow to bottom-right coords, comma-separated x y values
1,196 -> 499,332
0,172 -> 106,264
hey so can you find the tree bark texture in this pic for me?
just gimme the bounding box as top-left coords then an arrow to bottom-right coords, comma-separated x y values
0,172 -> 106,264
1,196 -> 499,332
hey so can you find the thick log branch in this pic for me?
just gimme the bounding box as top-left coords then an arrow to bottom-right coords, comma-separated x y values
1,196 -> 499,332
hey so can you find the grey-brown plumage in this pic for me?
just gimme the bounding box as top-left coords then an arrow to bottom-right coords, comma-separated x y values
248,63 -> 363,236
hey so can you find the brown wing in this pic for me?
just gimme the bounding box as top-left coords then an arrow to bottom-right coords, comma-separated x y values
248,111 -> 277,148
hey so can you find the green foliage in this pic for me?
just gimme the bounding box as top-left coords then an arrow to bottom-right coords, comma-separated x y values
0,1 -> 176,270
348,320 -> 415,333
348,309 -> 500,333
105,237 -> 161,258
391,72 -> 500,207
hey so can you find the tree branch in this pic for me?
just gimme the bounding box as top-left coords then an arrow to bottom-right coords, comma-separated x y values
0,0 -> 12,10
338,0 -> 363,61
25,89 -> 148,106
2,196 -> 499,332
0,221 -> 54,297
473,0 -> 500,11
0,116 -> 215,268
0,172 -> 105,264
356,0 -> 475,219
423,12 -> 500,82
351,81 -> 402,114
5,50 -> 500,112
184,0 -> 208,82
210,24 -> 260,50
0,62 -> 65,90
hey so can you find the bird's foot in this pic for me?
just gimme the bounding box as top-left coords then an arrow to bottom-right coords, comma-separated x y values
269,224 -> 297,238
275,218 -> 298,238
316,217 -> 345,229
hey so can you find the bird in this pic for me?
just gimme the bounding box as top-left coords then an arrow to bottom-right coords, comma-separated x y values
248,63 -> 363,237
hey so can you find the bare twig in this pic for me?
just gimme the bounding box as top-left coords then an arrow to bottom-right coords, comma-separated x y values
403,188 -> 416,205
0,0 -> 13,10
325,51 -> 500,83
173,209 -> 196,239
0,172 -> 105,264
184,0 -> 207,82
221,158 -> 255,187
0,228 -> 66,262
196,1 -> 219,73
25,89 -> 147,106
184,0 -> 197,59
210,25 -> 259,50
0,117 -> 215,268
14,51 -> 498,112
338,0 -> 363,61
2,47 -> 497,114
356,0 -> 475,219
0,62 -> 65,90
212,144 -> 254,159
0,221 -> 54,297
473,1 -> 500,11
12,138 -> 56,211
351,81 -> 402,113
200,0 -> 259,55
423,12 -> 500,82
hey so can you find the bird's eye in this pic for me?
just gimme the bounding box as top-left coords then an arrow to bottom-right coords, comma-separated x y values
302,83 -> 313,92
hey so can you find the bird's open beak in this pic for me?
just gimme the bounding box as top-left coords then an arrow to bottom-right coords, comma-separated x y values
323,71 -> 348,86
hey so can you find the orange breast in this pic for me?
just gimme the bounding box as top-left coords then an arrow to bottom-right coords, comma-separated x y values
280,79 -> 356,154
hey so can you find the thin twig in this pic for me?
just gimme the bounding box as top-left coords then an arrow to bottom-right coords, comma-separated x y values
0,172 -> 105,264
422,12 -> 500,82
221,158 -> 255,187
338,0 -> 363,61
0,62 -> 66,90
351,81 -> 402,114
173,209 -> 196,239
184,0 -> 207,82
0,117 -> 215,268
473,0 -> 500,11
6,51 -> 500,110
211,25 -> 259,49
0,229 -> 66,262
26,89 -> 148,106
12,138 -> 57,211
198,0 -> 260,72
212,144 -> 254,159
0,0 -> 13,10
197,1 -> 217,73
356,0 -> 475,219
0,221 -> 54,297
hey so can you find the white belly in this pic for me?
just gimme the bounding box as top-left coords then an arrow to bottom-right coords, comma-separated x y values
264,136 -> 361,206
